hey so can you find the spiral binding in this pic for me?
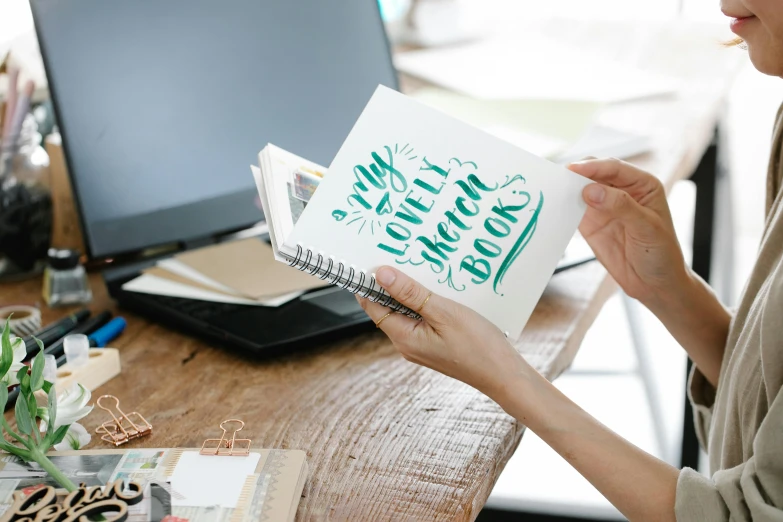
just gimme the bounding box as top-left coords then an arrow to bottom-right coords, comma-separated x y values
287,244 -> 421,320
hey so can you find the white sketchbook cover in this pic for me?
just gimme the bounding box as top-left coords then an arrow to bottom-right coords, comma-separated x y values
273,86 -> 590,339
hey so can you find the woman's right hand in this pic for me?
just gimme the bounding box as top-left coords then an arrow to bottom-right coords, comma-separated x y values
567,158 -> 690,307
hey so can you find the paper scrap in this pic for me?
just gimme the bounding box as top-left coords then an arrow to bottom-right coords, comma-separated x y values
121,274 -> 302,307
169,451 -> 260,509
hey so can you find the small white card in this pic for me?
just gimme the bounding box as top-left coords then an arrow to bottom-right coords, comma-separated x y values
169,451 -> 261,508
287,86 -> 590,338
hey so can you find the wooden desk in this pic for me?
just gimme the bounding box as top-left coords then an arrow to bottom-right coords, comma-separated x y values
1,20 -> 742,522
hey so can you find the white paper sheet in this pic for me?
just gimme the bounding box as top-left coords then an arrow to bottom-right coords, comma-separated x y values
285,86 -> 590,339
394,38 -> 680,103
121,274 -> 303,307
169,451 -> 261,508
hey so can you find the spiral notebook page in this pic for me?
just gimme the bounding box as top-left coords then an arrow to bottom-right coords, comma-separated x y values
286,86 -> 590,339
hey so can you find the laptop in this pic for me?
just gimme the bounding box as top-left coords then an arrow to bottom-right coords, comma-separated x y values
31,0 -> 594,357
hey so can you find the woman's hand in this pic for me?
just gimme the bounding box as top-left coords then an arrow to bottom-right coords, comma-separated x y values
569,158 -> 730,386
356,266 -> 531,402
568,158 -> 689,307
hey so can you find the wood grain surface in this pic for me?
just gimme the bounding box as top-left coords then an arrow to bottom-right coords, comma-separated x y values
0,20 -> 742,522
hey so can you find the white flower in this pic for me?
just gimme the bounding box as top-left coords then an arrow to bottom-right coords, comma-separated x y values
53,384 -> 93,428
53,423 -> 91,451
39,384 -> 93,431
1,336 -> 27,386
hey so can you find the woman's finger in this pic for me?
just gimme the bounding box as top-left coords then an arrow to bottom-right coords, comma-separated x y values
582,183 -> 653,231
570,158 -> 670,217
568,157 -> 661,194
374,266 -> 448,324
355,295 -> 418,337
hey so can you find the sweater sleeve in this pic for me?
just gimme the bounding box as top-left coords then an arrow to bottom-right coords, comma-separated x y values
675,384 -> 783,521
687,364 -> 716,452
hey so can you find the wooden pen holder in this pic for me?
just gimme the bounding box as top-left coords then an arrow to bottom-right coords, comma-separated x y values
56,348 -> 121,391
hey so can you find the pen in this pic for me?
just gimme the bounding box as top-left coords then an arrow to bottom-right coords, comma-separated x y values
1,67 -> 19,143
52,316 -> 126,367
31,308 -> 90,338
42,311 -> 112,361
7,80 -> 34,147
24,308 -> 91,358
87,317 -> 126,348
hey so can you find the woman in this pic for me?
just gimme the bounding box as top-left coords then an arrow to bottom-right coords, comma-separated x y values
357,1 -> 783,520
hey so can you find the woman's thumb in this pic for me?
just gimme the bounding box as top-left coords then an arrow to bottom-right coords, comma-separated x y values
375,266 -> 444,322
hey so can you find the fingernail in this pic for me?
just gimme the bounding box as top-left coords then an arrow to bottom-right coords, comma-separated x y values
585,184 -> 605,204
375,267 -> 396,287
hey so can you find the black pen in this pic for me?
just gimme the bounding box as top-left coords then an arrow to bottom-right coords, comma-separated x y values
23,309 -> 91,359
31,308 -> 90,338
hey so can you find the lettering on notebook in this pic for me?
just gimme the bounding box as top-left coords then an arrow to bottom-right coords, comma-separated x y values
331,143 -> 543,296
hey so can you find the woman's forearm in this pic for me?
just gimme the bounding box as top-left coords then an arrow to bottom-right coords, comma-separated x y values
497,368 -> 679,522
645,268 -> 731,387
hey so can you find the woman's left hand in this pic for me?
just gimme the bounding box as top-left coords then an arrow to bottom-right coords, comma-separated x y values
356,266 -> 530,401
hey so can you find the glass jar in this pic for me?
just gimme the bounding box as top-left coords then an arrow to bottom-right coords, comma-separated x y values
0,115 -> 52,280
0,114 -> 50,183
42,248 -> 92,307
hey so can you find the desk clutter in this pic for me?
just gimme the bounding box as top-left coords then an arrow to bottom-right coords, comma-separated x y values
3,309 -> 125,412
0,445 -> 308,522
1,311 -> 309,521
121,237 -> 327,307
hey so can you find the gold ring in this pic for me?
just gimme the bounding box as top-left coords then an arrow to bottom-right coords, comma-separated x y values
375,311 -> 394,328
417,292 -> 432,313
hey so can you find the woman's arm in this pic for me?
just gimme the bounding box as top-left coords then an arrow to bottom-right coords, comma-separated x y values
645,269 -> 731,387
499,361 -> 679,522
358,267 -> 681,521
359,267 -> 776,522
568,159 -> 731,385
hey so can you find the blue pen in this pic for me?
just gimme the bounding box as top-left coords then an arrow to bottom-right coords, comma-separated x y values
87,317 -> 127,347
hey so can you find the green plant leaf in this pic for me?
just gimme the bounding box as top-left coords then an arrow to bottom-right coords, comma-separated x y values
27,393 -> 37,423
20,372 -> 30,392
42,380 -> 52,394
52,425 -> 69,445
15,391 -> 33,435
47,385 -> 57,438
30,350 -> 44,392
0,320 -> 14,379
16,367 -> 28,388
0,386 -> 8,412
33,337 -> 44,354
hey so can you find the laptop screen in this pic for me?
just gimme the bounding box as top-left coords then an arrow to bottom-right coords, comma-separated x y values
31,0 -> 398,258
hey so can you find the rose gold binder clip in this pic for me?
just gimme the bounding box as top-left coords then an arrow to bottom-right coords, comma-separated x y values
95,395 -> 152,446
200,419 -> 251,456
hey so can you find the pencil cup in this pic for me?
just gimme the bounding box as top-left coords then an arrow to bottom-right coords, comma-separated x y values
0,115 -> 52,279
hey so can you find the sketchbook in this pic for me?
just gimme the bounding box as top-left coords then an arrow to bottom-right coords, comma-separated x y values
253,86 -> 590,339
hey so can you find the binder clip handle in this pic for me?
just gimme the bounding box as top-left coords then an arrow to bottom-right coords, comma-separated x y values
200,418 -> 251,456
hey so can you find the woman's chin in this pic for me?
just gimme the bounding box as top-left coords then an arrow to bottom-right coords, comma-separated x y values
745,40 -> 783,78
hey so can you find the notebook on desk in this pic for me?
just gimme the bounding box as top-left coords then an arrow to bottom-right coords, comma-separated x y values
254,86 -> 591,339
0,448 -> 308,522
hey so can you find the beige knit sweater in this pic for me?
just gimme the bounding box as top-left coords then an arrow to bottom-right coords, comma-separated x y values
675,104 -> 783,520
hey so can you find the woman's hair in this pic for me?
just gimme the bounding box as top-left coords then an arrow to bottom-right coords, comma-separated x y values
724,37 -> 746,47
